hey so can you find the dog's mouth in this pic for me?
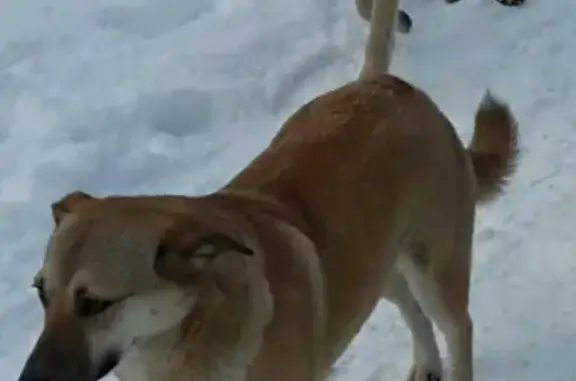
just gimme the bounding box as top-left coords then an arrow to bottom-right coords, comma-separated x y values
93,352 -> 121,381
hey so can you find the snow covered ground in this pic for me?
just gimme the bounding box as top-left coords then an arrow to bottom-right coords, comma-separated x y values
0,0 -> 574,380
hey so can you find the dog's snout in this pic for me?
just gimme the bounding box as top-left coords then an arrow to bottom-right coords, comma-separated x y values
18,324 -> 93,381
17,348 -> 67,381
18,348 -> 120,381
18,376 -> 52,381
18,346 -> 92,381
18,369 -> 54,381
17,344 -> 57,381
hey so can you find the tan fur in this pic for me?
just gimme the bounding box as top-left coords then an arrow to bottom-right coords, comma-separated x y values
17,5 -> 519,381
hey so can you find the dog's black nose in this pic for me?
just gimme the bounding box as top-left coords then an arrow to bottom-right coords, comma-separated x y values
18,358 -> 51,381
18,370 -> 54,381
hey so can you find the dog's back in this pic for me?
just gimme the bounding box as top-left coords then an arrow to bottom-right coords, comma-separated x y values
227,76 -> 474,251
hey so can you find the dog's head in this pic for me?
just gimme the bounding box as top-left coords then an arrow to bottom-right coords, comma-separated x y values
18,191 -> 254,381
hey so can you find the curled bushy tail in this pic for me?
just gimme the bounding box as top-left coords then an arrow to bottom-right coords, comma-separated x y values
468,92 -> 519,204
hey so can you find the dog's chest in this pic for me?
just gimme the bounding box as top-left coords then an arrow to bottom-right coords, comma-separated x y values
114,345 -> 175,381
114,338 -> 248,381
113,329 -> 190,381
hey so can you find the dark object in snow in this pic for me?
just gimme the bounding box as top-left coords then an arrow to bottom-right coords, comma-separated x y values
397,10 -> 413,34
495,0 -> 525,6
446,0 -> 525,6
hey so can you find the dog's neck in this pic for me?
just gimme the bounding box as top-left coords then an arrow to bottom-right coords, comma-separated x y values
207,189 -> 313,239
115,254 -> 274,381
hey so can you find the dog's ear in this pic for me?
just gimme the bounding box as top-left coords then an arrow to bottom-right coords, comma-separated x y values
51,191 -> 94,225
154,224 -> 253,284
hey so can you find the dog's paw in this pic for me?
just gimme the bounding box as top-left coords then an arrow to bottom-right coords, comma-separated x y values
407,366 -> 442,381
495,0 -> 525,6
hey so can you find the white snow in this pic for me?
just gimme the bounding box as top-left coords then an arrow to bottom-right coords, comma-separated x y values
1,0 -> 574,380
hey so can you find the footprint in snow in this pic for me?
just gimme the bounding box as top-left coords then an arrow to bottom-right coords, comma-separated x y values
134,87 -> 213,137
0,40 -> 43,71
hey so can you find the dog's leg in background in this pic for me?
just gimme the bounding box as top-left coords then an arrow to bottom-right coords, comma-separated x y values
355,0 -> 412,34
384,272 -> 443,381
357,0 -> 402,80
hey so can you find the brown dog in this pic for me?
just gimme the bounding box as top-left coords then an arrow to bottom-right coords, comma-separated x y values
17,0 -> 519,381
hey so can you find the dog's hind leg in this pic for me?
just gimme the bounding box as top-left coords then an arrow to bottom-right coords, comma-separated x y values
400,235 -> 474,381
384,271 -> 443,381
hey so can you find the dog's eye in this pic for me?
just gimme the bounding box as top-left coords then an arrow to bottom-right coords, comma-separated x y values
75,289 -> 116,318
32,279 -> 48,307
